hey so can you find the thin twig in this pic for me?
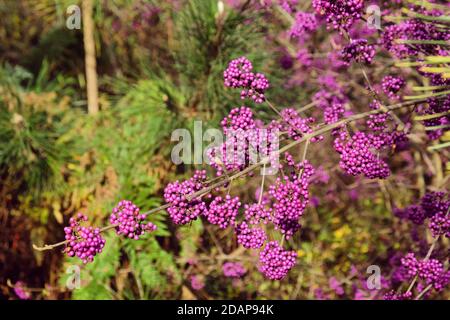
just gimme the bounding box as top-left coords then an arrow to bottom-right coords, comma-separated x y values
258,163 -> 266,205
415,284 -> 433,300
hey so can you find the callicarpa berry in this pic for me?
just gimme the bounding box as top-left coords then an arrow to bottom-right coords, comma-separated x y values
420,191 -> 449,217
221,106 -> 256,134
259,241 -> 297,280
64,213 -> 106,264
312,0 -> 364,32
208,106 -> 279,177
421,74 -> 450,141
394,205 -> 427,225
366,101 -> 390,132
164,170 -> 208,225
314,88 -> 348,125
204,195 -> 241,229
269,155 -> 315,239
109,200 -> 157,240
278,0 -> 298,14
244,203 -> 272,225
222,262 -> 246,278
334,131 -> 391,179
395,192 -> 449,226
341,39 -> 375,65
381,76 -> 405,100
401,253 -> 450,291
384,291 -> 412,300
280,108 -> 316,141
13,282 -> 31,300
382,18 -> 449,59
224,56 -> 269,104
289,11 -> 318,38
235,221 -> 267,249
190,275 -> 205,290
428,211 -> 450,238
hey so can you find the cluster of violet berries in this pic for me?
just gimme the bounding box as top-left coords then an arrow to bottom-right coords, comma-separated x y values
64,213 -> 106,264
340,39 -> 375,65
64,201 -> 158,264
382,17 -> 449,59
208,106 -> 279,177
164,170 -> 208,225
165,151 -> 304,279
314,88 -> 348,125
401,253 -> 450,291
236,221 -> 267,249
334,131 -> 391,179
385,192 -> 449,298
418,73 -> 450,141
205,195 -> 241,229
312,0 -> 364,31
222,262 -> 247,278
381,75 -> 406,100
395,192 -> 449,238
269,154 -> 315,238
259,241 -> 297,280
289,11 -> 318,38
224,56 -> 269,104
110,200 -> 157,239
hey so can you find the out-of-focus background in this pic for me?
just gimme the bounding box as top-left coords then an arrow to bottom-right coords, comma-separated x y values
0,0 -> 448,300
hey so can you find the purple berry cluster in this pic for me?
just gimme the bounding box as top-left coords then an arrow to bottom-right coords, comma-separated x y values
420,73 -> 450,140
190,275 -> 205,290
208,107 -> 279,177
382,18 -> 449,59
221,106 -> 256,135
109,200 -> 157,239
383,291 -> 412,300
381,76 -> 405,100
259,241 -> 297,280
366,101 -> 391,133
224,56 -> 269,104
312,0 -> 364,31
164,170 -> 208,225
289,11 -> 318,38
421,191 -> 449,217
395,192 -> 449,233
222,262 -> 247,278
314,89 -> 348,124
236,221 -> 267,249
279,108 -> 316,141
394,205 -> 427,225
340,39 -> 375,65
334,131 -> 390,179
244,203 -> 271,225
278,0 -> 298,14
205,195 -> 241,229
428,211 -> 450,238
64,213 -> 106,264
13,281 -> 31,300
401,253 -> 450,291
269,155 -> 315,238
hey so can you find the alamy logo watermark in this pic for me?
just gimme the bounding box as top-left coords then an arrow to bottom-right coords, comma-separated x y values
66,5 -> 81,30
366,265 -> 381,290
366,5 -> 382,30
65,265 -> 81,290
171,121 -> 280,175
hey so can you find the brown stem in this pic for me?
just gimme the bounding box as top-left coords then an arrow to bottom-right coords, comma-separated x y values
82,0 -> 99,115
